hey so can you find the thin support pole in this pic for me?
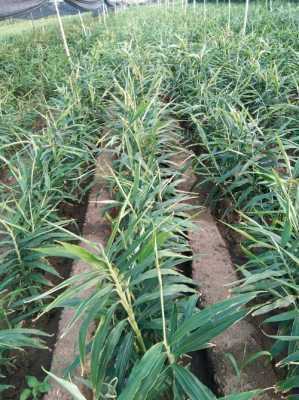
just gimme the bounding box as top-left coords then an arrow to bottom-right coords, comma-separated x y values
30,12 -> 35,30
103,4 -> 108,29
54,0 -> 71,62
78,11 -> 87,37
243,0 -> 249,35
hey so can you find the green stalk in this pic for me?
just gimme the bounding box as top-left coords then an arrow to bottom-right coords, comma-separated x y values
154,233 -> 175,364
104,255 -> 146,354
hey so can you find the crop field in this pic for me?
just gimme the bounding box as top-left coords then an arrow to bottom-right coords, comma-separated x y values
1,1 -> 299,399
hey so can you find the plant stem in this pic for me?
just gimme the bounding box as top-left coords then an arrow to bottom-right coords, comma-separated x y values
154,233 -> 174,364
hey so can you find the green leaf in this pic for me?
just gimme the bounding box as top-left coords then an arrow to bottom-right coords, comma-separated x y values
118,343 -> 166,400
115,332 -> 134,390
0,385 -> 13,393
175,309 -> 246,355
278,375 -> 299,391
263,310 -> 299,324
45,371 -> 87,400
278,350 -> 299,367
172,364 -> 217,400
134,284 -> 196,306
171,294 -> 255,345
242,351 -> 272,369
20,389 -> 32,400
27,375 -> 39,388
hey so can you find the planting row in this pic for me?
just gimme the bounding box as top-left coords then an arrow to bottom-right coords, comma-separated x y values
163,2 -> 299,396
0,18 -> 104,393
35,45 -> 259,399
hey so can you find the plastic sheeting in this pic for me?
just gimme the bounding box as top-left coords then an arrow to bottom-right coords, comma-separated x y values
65,0 -> 102,11
0,0 -> 102,19
0,0 -> 47,19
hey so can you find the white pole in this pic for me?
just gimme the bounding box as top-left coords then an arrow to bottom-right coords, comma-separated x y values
54,0 -> 71,62
30,12 -> 35,30
103,4 -> 108,29
228,0 -> 231,29
243,0 -> 249,35
78,11 -> 87,36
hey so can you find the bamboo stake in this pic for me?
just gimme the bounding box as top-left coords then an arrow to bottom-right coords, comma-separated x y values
78,11 -> 87,37
54,0 -> 71,62
243,0 -> 249,35
30,12 -> 35,31
103,4 -> 108,29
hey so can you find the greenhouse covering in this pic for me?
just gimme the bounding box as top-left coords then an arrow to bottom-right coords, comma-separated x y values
0,0 -> 102,19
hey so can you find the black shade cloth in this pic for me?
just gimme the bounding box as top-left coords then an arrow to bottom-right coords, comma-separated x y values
0,0 -> 47,19
65,0 -> 102,10
104,0 -> 120,8
0,0 -> 102,19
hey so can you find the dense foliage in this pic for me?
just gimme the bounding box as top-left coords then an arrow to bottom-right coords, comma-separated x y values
0,1 -> 298,398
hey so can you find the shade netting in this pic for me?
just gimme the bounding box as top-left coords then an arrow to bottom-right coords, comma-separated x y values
0,0 -> 47,19
0,0 -> 102,19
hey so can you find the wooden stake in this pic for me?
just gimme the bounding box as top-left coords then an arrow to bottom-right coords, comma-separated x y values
103,4 -> 108,29
79,11 -> 87,37
30,12 -> 35,30
243,0 -> 250,35
54,0 -> 72,62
